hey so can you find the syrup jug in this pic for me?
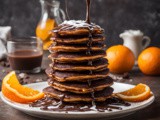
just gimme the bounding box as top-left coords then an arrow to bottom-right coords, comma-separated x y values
120,30 -> 151,60
36,0 -> 66,50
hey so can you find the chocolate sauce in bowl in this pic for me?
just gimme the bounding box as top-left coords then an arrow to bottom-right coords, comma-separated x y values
8,50 -> 43,71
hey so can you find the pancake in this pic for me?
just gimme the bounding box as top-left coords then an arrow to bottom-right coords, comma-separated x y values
46,68 -> 109,82
50,58 -> 108,71
48,77 -> 113,94
49,43 -> 105,52
51,35 -> 105,44
42,20 -> 114,105
52,20 -> 104,36
43,86 -> 113,102
48,50 -> 106,63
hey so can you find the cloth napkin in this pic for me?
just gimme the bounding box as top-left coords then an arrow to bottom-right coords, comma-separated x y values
0,26 -> 11,60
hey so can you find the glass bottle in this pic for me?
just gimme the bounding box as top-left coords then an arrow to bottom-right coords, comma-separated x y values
36,0 -> 66,50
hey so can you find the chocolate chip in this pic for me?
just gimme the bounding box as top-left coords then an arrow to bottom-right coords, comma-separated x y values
18,73 -> 30,84
123,72 -> 130,79
0,60 -> 10,68
25,76 -> 30,79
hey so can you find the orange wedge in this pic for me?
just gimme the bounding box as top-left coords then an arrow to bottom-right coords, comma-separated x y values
116,83 -> 151,102
43,40 -> 53,50
2,71 -> 44,103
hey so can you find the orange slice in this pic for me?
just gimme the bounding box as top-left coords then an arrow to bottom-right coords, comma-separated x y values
2,71 -> 44,103
116,83 -> 151,102
43,40 -> 53,50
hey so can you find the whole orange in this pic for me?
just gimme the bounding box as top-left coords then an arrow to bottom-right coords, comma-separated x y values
138,47 -> 160,75
106,45 -> 135,74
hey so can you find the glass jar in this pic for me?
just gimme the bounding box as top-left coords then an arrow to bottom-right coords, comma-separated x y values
36,0 -> 66,50
7,37 -> 43,73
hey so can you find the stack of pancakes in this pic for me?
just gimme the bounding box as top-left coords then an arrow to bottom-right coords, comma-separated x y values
44,20 -> 114,103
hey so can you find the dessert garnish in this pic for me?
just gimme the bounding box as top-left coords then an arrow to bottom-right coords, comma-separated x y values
116,83 -> 152,102
2,71 -> 44,103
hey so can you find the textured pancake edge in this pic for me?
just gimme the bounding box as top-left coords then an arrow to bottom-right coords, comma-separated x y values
49,82 -> 113,94
51,36 -> 105,44
49,54 -> 106,62
50,64 -> 108,71
49,46 -> 105,52
48,73 -> 109,82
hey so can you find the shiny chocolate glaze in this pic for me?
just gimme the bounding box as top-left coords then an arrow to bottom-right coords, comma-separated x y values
30,96 -> 130,112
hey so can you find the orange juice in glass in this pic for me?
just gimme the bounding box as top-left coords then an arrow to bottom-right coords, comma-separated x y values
36,0 -> 65,50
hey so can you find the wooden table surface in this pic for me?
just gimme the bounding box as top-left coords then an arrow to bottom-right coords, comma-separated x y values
0,51 -> 160,120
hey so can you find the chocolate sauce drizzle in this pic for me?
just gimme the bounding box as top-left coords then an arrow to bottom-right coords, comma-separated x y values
85,0 -> 91,24
30,96 -> 130,112
65,0 -> 70,20
84,0 -> 96,107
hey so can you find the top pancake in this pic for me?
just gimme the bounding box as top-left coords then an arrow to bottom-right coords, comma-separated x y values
52,20 -> 104,36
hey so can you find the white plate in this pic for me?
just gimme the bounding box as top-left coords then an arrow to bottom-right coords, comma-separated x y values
0,82 -> 154,119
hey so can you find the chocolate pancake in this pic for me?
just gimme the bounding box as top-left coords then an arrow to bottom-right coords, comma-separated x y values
52,20 -> 104,36
49,43 -> 105,52
46,68 -> 109,82
50,58 -> 108,71
43,86 -> 113,102
48,77 -> 113,94
48,50 -> 106,63
51,35 -> 105,44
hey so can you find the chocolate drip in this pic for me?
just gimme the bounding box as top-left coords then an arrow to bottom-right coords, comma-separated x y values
91,91 -> 96,106
30,96 -> 131,112
87,80 -> 92,87
58,95 -> 65,109
87,60 -> 93,66
86,30 -> 93,55
85,0 -> 91,24
65,0 -> 70,20
87,27 -> 96,107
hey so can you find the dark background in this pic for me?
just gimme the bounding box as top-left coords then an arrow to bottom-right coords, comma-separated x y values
0,0 -> 160,47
